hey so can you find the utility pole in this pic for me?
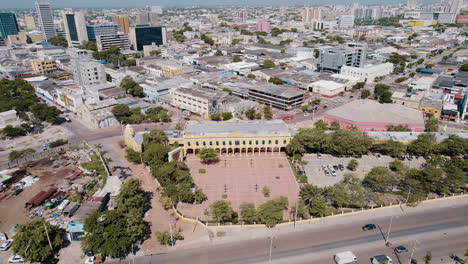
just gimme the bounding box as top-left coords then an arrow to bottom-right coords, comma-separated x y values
169,221 -> 174,248
43,222 -> 53,250
268,228 -> 274,263
386,215 -> 394,245
408,240 -> 419,264
294,201 -> 298,229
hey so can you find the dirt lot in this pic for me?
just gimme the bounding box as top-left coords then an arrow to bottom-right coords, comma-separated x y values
303,154 -> 426,187
178,153 -> 300,221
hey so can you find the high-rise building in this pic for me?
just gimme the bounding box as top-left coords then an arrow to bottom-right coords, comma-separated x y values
86,24 -> 120,41
302,7 -> 322,24
319,43 -> 367,73
35,1 -> 55,41
407,0 -> 417,9
0,13 -> 19,39
62,10 -> 88,47
24,15 -> 36,30
129,25 -> 166,51
338,15 -> 355,28
449,0 -> 463,14
136,12 -> 159,25
150,6 -> 163,14
72,58 -> 107,87
96,33 -> 130,51
256,19 -> 271,33
115,14 -> 130,34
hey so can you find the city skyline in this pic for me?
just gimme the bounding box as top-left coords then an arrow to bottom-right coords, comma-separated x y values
1,0 -> 441,9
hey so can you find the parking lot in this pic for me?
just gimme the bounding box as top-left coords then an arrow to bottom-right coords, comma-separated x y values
303,154 -> 426,187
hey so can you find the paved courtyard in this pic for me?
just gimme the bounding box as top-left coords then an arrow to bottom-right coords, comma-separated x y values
178,153 -> 300,221
303,154 -> 426,187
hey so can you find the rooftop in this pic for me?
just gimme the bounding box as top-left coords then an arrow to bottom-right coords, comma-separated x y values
325,99 -> 424,124
184,120 -> 291,137
249,83 -> 305,99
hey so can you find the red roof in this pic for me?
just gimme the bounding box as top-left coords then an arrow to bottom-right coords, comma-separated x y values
26,188 -> 57,207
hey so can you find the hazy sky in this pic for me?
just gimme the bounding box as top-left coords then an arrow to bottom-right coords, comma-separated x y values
2,0 -> 439,9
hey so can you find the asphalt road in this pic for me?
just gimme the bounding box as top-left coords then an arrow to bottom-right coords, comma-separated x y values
127,202 -> 468,264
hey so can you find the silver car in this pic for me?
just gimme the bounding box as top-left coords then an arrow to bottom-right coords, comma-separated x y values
0,239 -> 13,251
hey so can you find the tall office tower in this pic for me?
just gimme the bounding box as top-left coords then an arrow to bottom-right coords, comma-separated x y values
150,6 -> 163,14
136,12 -> 158,25
302,7 -> 322,24
449,0 -> 463,14
129,25 -> 166,51
62,10 -> 88,47
407,0 -> 417,9
0,13 -> 20,39
302,7 -> 310,23
115,14 -> 130,33
319,43 -> 367,73
35,1 -> 55,41
24,15 -> 36,30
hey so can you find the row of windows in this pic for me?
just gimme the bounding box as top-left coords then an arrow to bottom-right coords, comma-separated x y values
187,139 -> 287,147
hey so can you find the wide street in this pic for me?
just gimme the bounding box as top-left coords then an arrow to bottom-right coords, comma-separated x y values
121,197 -> 468,264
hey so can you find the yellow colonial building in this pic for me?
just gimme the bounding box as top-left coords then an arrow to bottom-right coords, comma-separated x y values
124,120 -> 294,156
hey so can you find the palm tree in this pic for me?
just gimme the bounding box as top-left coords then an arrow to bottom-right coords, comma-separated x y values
299,184 -> 322,208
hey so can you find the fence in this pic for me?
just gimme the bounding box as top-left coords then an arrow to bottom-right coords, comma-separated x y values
0,139 -> 85,170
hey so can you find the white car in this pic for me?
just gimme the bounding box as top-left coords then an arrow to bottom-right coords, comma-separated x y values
8,254 -> 24,263
303,113 -> 310,117
85,256 -> 94,264
0,239 -> 13,251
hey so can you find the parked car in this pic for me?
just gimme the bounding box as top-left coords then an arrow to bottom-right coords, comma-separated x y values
394,246 -> 408,253
375,154 -> 382,159
304,113 -> 310,117
334,251 -> 357,264
330,169 -> 337,176
371,255 -> 393,264
333,165 -> 339,171
317,153 -> 322,159
8,254 -> 24,263
338,164 -> 345,171
324,170 -> 330,176
362,224 -> 376,231
0,239 -> 13,251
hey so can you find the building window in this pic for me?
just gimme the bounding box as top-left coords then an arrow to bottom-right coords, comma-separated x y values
223,141 -> 226,146
262,140 -> 265,144
229,141 -> 232,145
216,141 -> 219,146
203,141 -> 206,146
242,141 -> 246,145
196,142 -> 199,146
283,140 -> 286,144
187,142 -> 191,146
209,141 -> 212,146
249,140 -> 252,145
235,141 -> 240,145
268,140 -> 272,144
275,140 -> 278,144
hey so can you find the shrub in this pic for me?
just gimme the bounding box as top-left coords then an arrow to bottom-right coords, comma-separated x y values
199,168 -> 206,174
49,139 -> 68,148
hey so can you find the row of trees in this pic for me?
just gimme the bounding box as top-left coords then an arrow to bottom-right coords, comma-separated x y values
208,197 -> 289,227
81,179 -> 147,258
111,104 -> 171,124
288,128 -> 467,158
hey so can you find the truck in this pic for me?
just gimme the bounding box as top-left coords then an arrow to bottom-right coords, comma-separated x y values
334,251 -> 358,264
372,255 -> 393,264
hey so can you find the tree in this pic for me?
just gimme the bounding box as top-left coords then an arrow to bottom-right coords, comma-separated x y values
12,219 -> 64,262
155,231 -> 184,245
314,48 -> 320,58
347,159 -> 358,171
268,76 -> 283,85
361,89 -> 371,99
120,76 -> 143,97
125,148 -> 142,164
286,138 -> 305,156
439,135 -> 468,156
194,189 -> 207,204
460,63 -> 468,71
123,59 -> 137,67
314,120 -> 328,130
111,104 -> 131,119
256,196 -> 288,227
299,184 -> 323,208
48,36 -> 68,47
142,129 -> 169,147
215,50 -> 223,56
79,40 -> 97,51
1,125 -> 27,137
210,200 -> 235,222
26,35 -> 33,44
424,117 -> 439,132
424,251 -> 432,264
329,130 -> 373,155
363,167 -> 397,192
49,139 -> 68,148
262,185 -> 270,197
329,121 -> 340,130
247,73 -> 256,79
374,84 -> 393,103
210,113 -> 221,121
263,60 -> 276,68
8,148 -> 36,161
245,109 -> 256,120
198,148 -> 219,163
232,55 -> 242,62
408,133 -> 437,156
222,112 -> 233,121
352,82 -> 366,90
372,140 -> 407,157
149,49 -> 161,56
263,105 -> 273,120
240,203 -> 257,224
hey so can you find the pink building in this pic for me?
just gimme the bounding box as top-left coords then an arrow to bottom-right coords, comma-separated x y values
323,100 -> 425,132
256,19 -> 271,33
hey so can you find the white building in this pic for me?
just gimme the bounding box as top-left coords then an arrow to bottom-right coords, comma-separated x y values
409,76 -> 436,91
340,63 -> 394,83
0,110 -> 22,129
338,15 -> 355,28
223,61 -> 259,75
72,58 -> 107,87
96,34 -> 130,51
309,80 -> 346,97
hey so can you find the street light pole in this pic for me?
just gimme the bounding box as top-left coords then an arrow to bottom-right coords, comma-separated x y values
386,216 -> 394,245
269,233 -> 274,263
408,240 -> 418,264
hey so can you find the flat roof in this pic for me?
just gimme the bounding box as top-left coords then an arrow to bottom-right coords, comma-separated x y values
325,99 -> 424,124
250,83 -> 305,98
184,120 -> 291,137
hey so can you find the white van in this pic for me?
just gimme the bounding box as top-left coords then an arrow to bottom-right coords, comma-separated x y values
334,251 -> 358,264
372,255 -> 393,264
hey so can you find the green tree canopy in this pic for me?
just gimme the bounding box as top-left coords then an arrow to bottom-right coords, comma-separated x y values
232,55 -> 242,62
256,196 -> 288,227
215,50 -> 223,56
363,167 -> 398,192
222,112 -> 233,121
239,203 -> 257,224
424,117 -> 439,132
198,148 -> 219,163
79,40 -> 97,51
263,60 -> 276,68
120,76 -> 143,97
48,36 -> 68,47
408,133 -> 437,156
210,200 -> 235,222
245,109 -> 256,120
12,219 -> 64,262
438,135 -> 468,156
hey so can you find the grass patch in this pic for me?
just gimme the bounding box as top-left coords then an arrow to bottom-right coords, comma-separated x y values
275,176 -> 280,179
199,168 -> 206,174
222,194 -> 228,199
216,231 -> 226,237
